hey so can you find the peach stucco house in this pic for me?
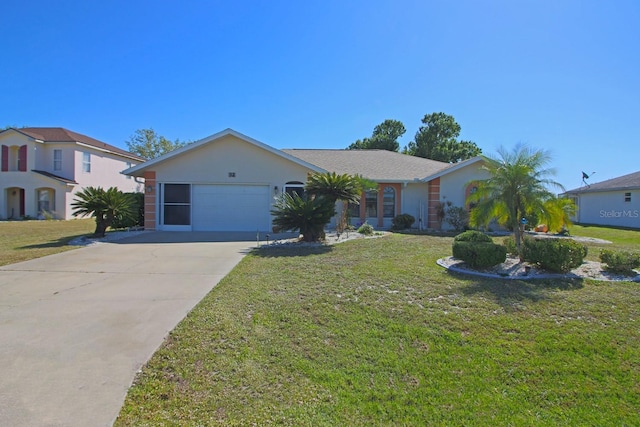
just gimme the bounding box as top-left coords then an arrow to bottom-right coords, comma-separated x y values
124,128 -> 488,232
0,127 -> 145,220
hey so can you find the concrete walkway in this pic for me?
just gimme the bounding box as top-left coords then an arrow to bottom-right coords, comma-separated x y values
0,232 -> 258,427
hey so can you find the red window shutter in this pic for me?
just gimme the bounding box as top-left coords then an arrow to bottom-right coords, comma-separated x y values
1,145 -> 7,171
19,145 -> 28,171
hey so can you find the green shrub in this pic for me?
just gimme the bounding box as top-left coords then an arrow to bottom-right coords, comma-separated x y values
452,241 -> 507,269
599,249 -> 640,274
445,205 -> 469,231
357,222 -> 374,236
454,230 -> 492,243
111,192 -> 144,229
502,236 -> 518,256
391,213 -> 415,230
521,238 -> 587,273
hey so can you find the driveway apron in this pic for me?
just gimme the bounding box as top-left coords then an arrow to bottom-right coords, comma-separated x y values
0,232 -> 255,427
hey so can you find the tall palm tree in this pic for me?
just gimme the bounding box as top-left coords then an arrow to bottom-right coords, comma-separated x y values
468,144 -> 571,253
72,186 -> 135,237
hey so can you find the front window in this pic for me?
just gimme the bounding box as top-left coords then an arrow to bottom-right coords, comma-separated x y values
365,190 -> 377,217
383,186 -> 395,218
625,192 -> 631,202
38,189 -> 52,213
54,149 -> 62,171
284,181 -> 305,198
82,152 -> 91,173
163,184 -> 191,225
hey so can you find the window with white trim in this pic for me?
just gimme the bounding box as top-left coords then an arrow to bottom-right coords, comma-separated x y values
82,152 -> 91,173
284,181 -> 305,198
53,149 -> 62,171
365,190 -> 377,217
38,189 -> 52,213
383,186 -> 395,218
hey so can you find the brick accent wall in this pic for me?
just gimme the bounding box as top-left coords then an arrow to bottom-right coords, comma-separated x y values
143,171 -> 156,230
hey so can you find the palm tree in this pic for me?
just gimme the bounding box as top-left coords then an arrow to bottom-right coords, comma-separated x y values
271,192 -> 335,242
72,187 -> 136,237
467,144 -> 572,254
305,172 -> 363,205
305,172 -> 376,232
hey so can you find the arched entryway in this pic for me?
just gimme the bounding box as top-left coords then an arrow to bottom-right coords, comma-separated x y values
6,187 -> 25,219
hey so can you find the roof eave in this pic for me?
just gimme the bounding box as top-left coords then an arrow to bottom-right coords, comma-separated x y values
123,128 -> 325,176
420,156 -> 485,182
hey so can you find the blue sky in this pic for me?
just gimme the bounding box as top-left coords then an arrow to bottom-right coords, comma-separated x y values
2,0 -> 638,191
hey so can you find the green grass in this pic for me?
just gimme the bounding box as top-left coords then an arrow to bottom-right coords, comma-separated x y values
571,224 -> 640,249
0,219 -> 95,266
116,232 -> 640,426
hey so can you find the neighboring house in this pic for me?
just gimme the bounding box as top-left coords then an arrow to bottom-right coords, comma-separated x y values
124,128 -> 488,232
0,127 -> 145,220
563,170 -> 640,229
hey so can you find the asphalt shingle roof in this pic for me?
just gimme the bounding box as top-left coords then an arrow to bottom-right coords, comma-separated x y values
565,170 -> 640,193
14,127 -> 144,162
281,149 -> 452,181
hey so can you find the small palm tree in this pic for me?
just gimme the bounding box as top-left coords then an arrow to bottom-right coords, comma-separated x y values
72,187 -> 135,237
306,172 -> 376,232
468,144 -> 572,254
305,172 -> 363,205
271,192 -> 335,242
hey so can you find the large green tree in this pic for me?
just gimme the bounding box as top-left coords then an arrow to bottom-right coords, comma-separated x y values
72,187 -> 136,237
467,144 -> 573,254
347,119 -> 406,152
126,128 -> 188,160
404,112 -> 481,162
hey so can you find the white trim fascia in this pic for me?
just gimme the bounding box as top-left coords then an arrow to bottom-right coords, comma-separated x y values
563,186 -> 640,195
0,128 -> 45,143
123,128 -> 326,176
74,141 -> 142,162
420,156 -> 486,182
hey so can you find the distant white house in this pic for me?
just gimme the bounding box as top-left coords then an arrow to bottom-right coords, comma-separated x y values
123,128 -> 489,232
0,127 -> 145,220
563,170 -> 640,229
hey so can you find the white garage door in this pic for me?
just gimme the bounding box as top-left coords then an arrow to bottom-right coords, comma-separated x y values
192,184 -> 271,231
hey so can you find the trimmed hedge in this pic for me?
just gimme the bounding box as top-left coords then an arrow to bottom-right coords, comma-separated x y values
452,241 -> 507,269
454,230 -> 492,243
502,236 -> 518,256
521,237 -> 587,273
391,213 -> 415,230
600,249 -> 640,274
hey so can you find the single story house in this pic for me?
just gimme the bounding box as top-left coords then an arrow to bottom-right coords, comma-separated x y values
563,170 -> 640,229
0,127 -> 145,220
124,128 -> 489,232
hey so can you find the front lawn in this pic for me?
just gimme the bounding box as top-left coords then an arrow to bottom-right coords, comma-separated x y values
116,232 -> 640,426
0,219 -> 94,266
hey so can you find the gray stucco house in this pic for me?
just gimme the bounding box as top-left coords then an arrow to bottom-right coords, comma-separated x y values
563,170 -> 640,229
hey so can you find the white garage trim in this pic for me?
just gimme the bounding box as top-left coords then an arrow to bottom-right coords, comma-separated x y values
192,184 -> 271,232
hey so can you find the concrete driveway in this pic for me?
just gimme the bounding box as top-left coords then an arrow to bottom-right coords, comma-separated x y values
0,232 -> 261,427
